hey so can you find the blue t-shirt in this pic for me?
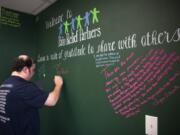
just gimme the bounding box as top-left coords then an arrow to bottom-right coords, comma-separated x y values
0,76 -> 48,135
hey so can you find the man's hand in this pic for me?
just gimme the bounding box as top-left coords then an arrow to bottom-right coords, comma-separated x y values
54,75 -> 63,87
45,75 -> 63,107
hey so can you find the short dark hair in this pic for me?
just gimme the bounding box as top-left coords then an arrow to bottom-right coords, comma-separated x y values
11,55 -> 36,72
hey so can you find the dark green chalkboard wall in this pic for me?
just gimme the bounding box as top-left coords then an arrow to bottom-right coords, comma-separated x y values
0,7 -> 36,83
35,0 -> 180,135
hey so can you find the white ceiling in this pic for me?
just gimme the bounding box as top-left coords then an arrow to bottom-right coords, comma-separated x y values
0,0 -> 57,15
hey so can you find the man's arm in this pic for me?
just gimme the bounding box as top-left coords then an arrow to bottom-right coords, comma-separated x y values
44,76 -> 63,107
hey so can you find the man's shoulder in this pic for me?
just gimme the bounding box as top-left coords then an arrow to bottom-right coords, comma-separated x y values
0,76 -> 34,91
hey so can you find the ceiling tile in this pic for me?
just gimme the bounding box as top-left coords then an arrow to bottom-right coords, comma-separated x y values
0,0 -> 57,15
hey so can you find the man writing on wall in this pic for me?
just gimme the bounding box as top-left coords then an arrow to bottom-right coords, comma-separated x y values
0,55 -> 63,135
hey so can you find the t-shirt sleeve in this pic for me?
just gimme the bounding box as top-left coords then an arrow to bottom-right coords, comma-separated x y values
20,83 -> 49,108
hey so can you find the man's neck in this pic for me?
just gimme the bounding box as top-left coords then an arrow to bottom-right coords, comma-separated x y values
11,71 -> 27,80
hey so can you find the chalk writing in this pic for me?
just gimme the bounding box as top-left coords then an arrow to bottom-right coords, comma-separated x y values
95,52 -> 120,68
37,27 -> 180,64
0,7 -> 21,27
141,29 -> 180,47
102,49 -> 180,118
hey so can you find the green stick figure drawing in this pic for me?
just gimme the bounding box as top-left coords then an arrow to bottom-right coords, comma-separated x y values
91,7 -> 100,24
64,20 -> 70,33
76,15 -> 83,30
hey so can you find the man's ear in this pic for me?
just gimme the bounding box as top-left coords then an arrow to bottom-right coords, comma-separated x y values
22,66 -> 29,74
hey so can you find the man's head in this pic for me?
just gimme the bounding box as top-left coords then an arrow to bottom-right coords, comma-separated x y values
11,55 -> 36,80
